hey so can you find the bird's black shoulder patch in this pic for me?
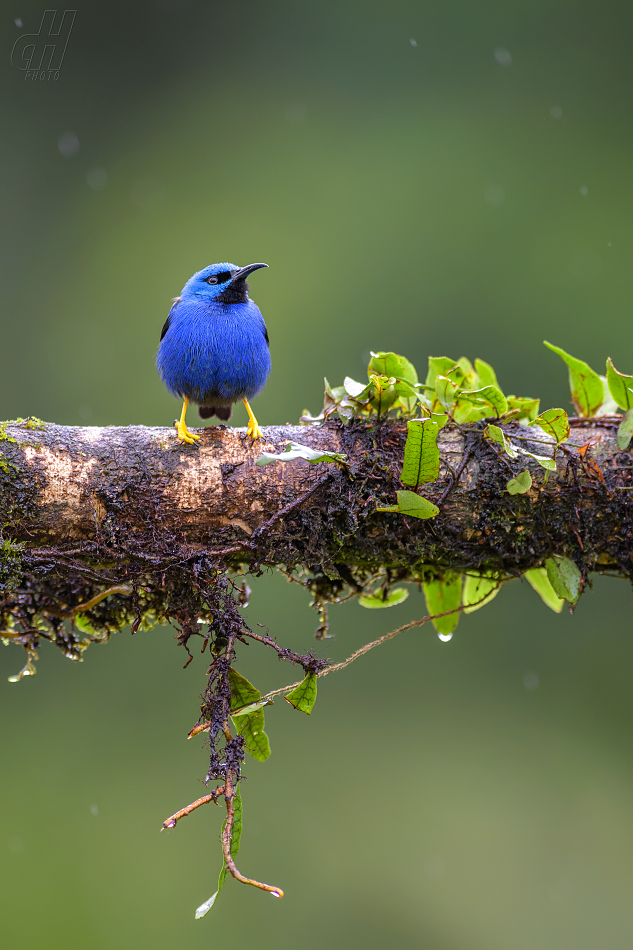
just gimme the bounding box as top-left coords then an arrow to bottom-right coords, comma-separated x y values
263,324 -> 269,345
160,299 -> 181,341
160,315 -> 171,342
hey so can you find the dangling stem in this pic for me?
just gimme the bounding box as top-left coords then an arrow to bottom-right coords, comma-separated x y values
222,770 -> 284,898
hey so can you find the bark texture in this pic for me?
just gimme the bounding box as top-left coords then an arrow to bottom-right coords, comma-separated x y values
1,418 -> 632,569
0,416 -> 631,653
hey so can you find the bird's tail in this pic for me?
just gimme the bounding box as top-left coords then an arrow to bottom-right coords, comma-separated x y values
198,405 -> 232,421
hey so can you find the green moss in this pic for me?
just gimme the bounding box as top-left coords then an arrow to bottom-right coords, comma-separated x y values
0,423 -> 17,444
0,538 -> 24,593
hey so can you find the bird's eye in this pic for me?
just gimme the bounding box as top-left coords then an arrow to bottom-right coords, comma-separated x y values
206,276 -> 218,285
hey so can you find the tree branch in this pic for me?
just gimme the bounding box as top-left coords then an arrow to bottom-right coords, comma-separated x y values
0,418 -> 630,581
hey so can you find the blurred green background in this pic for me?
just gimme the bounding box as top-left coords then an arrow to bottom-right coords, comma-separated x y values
2,1 -> 633,947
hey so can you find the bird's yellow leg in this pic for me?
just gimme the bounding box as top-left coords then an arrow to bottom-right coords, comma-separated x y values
242,397 -> 263,440
174,397 -> 200,444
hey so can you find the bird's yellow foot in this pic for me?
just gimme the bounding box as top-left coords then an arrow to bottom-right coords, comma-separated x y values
242,397 -> 263,440
174,419 -> 200,444
246,417 -> 263,440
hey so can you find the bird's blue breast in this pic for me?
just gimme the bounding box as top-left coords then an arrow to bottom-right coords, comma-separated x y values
156,299 -> 271,405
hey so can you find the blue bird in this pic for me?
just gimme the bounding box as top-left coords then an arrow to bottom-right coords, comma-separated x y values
156,262 -> 271,444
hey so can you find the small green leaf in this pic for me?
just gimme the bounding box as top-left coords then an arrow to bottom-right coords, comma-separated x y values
395,489 -> 439,519
343,376 -> 371,399
232,710 -> 271,762
195,785 -> 243,918
425,357 -> 456,389
518,447 -> 556,471
544,341 -> 604,417
462,573 -> 502,613
617,408 -> 633,450
256,442 -> 347,467
455,357 -> 478,390
423,573 -> 462,636
506,395 -> 540,422
524,568 -> 564,613
401,420 -> 440,488
228,668 -> 271,762
531,408 -> 570,445
545,555 -> 582,603
284,673 -> 318,714
506,470 -> 532,494
228,668 -> 261,710
429,411 -> 449,428
368,352 -> 419,387
597,376 -> 620,417
195,891 -> 220,919
435,375 -> 457,409
485,424 -> 519,459
467,385 -> 508,417
368,374 -> 399,415
358,587 -> 409,609
453,400 -> 490,424
606,358 -> 633,411
474,358 -> 500,389
231,699 -> 273,717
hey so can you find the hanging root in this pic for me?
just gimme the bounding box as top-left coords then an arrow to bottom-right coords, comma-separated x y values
222,770 -> 284,899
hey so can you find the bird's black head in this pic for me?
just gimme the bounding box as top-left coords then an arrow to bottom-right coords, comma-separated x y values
182,262 -> 268,304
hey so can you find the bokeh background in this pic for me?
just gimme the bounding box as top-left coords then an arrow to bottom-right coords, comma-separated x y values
2,2 -> 633,947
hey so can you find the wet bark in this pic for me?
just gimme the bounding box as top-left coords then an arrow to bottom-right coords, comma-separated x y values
0,417 -> 631,580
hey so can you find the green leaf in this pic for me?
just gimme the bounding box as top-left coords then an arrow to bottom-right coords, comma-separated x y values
429,411 -> 449,428
523,568 -> 564,613
506,395 -> 540,422
228,668 -> 271,762
455,357 -> 478,390
284,673 -> 318,714
467,385 -> 508,417
544,341 -> 604,417
232,710 -> 271,762
231,699 -> 273,717
368,352 -> 418,387
343,376 -> 371,399
518,447 -> 556,471
425,357 -> 456,389
195,891 -> 221,919
368,374 -> 399,415
545,555 -> 582,603
531,408 -> 569,445
435,375 -> 457,409
256,442 -> 347,467
423,573 -> 462,636
195,785 -> 243,918
506,470 -> 532,494
401,420 -> 440,488
358,587 -> 409,609
606,358 -> 633,411
395,489 -> 439,519
453,400 -> 491,424
462,573 -> 502,613
485,424 -> 519,459
617,408 -> 633,450
474,358 -> 500,389
228,667 -> 261,711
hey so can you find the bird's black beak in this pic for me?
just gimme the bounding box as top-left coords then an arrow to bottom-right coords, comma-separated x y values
230,262 -> 269,283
